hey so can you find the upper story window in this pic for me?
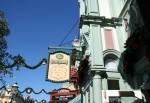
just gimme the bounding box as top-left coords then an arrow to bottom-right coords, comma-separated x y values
123,12 -> 131,38
124,18 -> 129,32
108,79 -> 120,90
104,54 -> 119,71
105,59 -> 118,71
104,29 -> 114,49
123,18 -> 130,37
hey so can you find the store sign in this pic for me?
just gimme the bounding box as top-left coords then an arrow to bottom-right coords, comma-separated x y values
47,52 -> 70,82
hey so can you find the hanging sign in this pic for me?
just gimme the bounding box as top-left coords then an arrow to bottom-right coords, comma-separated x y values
46,52 -> 70,82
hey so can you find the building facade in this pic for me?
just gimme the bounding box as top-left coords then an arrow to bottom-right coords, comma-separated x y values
0,83 -> 25,103
117,0 -> 150,102
49,87 -> 80,103
69,0 -> 143,103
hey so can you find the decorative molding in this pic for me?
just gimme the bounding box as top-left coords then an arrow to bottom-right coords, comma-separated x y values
103,49 -> 121,58
80,15 -> 122,28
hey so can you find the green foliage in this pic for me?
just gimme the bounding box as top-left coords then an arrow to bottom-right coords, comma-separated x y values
0,10 -> 10,73
0,20 -> 9,37
0,10 -> 9,37
0,10 -> 46,81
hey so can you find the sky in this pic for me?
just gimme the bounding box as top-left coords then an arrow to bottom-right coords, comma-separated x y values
0,0 -> 79,102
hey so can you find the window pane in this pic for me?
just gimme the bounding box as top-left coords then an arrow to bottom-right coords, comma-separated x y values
108,80 -> 120,90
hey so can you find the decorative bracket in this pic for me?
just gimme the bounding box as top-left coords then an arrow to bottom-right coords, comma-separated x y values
81,31 -> 90,47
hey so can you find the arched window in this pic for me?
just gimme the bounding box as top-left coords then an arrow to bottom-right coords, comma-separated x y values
104,54 -> 119,71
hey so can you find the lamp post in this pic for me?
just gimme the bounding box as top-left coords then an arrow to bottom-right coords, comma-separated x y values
41,99 -> 46,103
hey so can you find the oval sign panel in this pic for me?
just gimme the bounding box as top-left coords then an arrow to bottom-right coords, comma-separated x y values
56,54 -> 64,59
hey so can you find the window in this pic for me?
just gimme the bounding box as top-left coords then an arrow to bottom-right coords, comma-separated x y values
104,54 -> 119,71
124,19 -> 129,32
109,97 -> 121,103
123,18 -> 131,37
124,12 -> 131,37
108,80 -> 120,90
105,59 -> 118,71
104,29 -> 114,49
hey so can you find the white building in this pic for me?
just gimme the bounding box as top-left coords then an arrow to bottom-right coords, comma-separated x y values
69,0 -> 144,103
0,83 -> 24,103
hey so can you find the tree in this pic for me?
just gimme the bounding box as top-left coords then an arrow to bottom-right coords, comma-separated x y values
0,10 -> 10,74
0,10 -> 46,84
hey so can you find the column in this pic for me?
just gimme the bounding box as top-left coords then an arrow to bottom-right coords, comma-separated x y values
90,84 -> 93,103
83,93 -> 86,103
90,24 -> 104,68
87,0 -> 99,16
80,88 -> 83,103
85,90 -> 89,103
93,71 -> 102,103
79,0 -> 86,15
102,78 -> 108,90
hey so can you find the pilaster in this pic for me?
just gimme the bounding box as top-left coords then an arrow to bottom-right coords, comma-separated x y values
90,84 -> 93,103
85,90 -> 89,103
92,71 -> 103,103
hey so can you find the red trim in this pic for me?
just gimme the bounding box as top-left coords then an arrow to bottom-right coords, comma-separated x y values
104,29 -> 114,49
49,88 -> 80,101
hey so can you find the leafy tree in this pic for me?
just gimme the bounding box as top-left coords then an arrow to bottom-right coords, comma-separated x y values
0,10 -> 10,74
0,10 -> 46,85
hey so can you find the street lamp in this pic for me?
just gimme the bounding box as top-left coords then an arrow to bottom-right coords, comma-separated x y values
41,99 -> 47,103
72,38 -> 82,61
42,58 -> 47,65
25,88 -> 33,94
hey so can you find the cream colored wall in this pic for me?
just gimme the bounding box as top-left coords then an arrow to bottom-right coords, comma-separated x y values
0,97 -> 11,103
98,0 -> 111,18
97,0 -> 122,52
62,82 -> 76,90
97,0 -> 128,52
97,0 -> 134,91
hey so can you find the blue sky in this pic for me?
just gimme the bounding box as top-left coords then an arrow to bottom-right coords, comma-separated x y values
0,0 -> 79,101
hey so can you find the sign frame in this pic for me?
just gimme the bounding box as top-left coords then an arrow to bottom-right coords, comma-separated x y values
46,51 -> 71,83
